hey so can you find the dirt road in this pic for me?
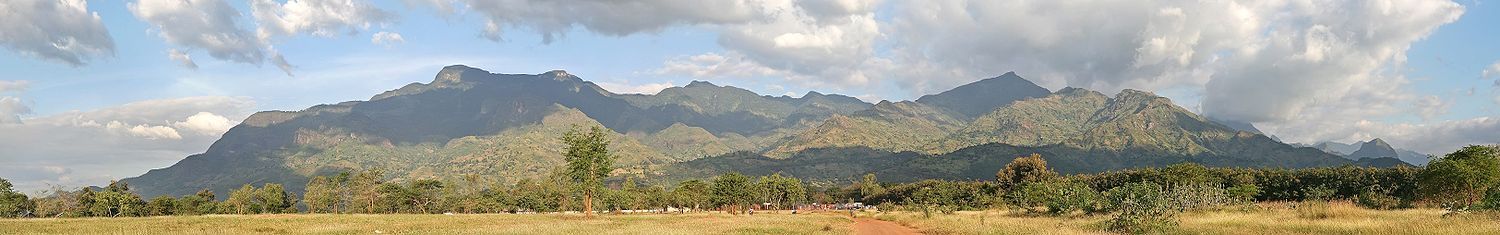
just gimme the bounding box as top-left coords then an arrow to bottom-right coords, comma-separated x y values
853,218 -> 921,235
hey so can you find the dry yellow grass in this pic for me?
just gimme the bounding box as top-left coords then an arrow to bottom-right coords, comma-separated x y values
6,205 -> 1498,235
873,211 -> 1112,235
0,212 -> 853,235
871,202 -> 1500,235
1180,202 -> 1500,235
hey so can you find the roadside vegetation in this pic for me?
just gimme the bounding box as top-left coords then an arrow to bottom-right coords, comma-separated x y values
1,126 -> 1497,234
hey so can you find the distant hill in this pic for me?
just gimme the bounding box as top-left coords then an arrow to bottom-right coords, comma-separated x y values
125,65 -> 1372,197
1307,139 -> 1431,166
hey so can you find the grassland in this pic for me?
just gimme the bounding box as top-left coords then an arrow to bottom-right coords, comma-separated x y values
0,212 -> 852,235
873,202 -> 1500,235
6,203 -> 1500,234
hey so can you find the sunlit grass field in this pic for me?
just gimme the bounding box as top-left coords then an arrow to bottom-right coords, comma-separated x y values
5,203 -> 1499,234
874,202 -> 1500,235
0,212 -> 852,235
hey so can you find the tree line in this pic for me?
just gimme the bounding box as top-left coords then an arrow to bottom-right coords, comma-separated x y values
3,124 -> 1497,233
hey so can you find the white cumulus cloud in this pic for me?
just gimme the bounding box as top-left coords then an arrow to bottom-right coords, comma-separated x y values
250,0 -> 396,40
371,31 -> 404,46
0,0 -> 115,66
0,80 -> 31,124
130,0 -> 271,69
0,96 -> 254,194
173,112 -> 236,136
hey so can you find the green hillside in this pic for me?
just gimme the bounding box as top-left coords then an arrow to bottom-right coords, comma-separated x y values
123,65 -> 1361,197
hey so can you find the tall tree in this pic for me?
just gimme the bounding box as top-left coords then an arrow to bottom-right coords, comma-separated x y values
561,125 -> 615,217
672,180 -> 710,212
304,176 -> 337,213
409,179 -> 444,214
711,172 -> 755,214
256,183 -> 296,213
0,178 -> 34,218
226,184 -> 255,214
758,173 -> 806,211
859,173 -> 884,202
351,169 -> 385,213
145,196 -> 176,216
1419,145 -> 1500,211
174,189 -> 217,215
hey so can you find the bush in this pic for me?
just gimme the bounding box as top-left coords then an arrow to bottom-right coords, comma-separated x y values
1008,179 -> 1101,215
1105,182 -> 1177,234
1355,189 -> 1406,210
1227,184 -> 1261,202
1166,183 -> 1239,210
1301,186 -> 1337,201
996,153 -> 1060,190
1476,184 -> 1500,211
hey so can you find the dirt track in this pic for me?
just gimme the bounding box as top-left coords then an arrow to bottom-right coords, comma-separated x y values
853,218 -> 921,235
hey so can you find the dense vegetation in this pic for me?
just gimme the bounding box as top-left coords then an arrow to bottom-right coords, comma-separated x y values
8,145 -> 1497,226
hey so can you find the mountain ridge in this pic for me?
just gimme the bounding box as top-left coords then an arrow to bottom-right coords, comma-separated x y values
124,65 -> 1369,197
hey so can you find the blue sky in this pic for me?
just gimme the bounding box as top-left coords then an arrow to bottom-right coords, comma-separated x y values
1,0 -> 1498,193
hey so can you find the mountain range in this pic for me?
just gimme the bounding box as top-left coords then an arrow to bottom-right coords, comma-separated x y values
1303,139 -> 1430,166
124,65 -> 1395,197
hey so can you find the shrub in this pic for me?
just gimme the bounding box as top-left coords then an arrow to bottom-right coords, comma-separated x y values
1105,182 -> 1177,234
996,153 -> 1060,190
1355,186 -> 1407,210
1008,179 -> 1101,215
1166,183 -> 1238,210
1476,184 -> 1500,211
1227,184 -> 1261,202
1301,186 -> 1337,201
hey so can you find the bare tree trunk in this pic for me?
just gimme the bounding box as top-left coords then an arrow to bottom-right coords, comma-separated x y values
583,192 -> 594,218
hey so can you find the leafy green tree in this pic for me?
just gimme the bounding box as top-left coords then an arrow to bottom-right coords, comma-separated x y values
304,176 -> 338,213
672,179 -> 710,212
996,153 -> 1060,190
376,182 -> 413,213
1158,163 -> 1216,186
89,181 -> 146,217
256,183 -> 296,213
561,125 -> 615,217
174,189 -> 218,215
757,173 -> 806,211
226,184 -> 256,214
711,172 -> 756,214
409,179 -> 444,214
352,169 -> 385,213
859,173 -> 884,202
75,188 -> 96,216
439,174 -> 487,214
145,196 -> 176,216
1418,145 -> 1500,211
0,178 -> 34,218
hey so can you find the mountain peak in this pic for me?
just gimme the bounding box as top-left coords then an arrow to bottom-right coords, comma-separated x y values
684,80 -> 718,88
1350,138 -> 1399,160
803,91 -> 825,98
432,64 -> 492,85
915,72 -> 1051,119
541,70 -> 580,82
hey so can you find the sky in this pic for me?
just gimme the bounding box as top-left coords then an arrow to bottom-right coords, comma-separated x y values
1,0 -> 1498,194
